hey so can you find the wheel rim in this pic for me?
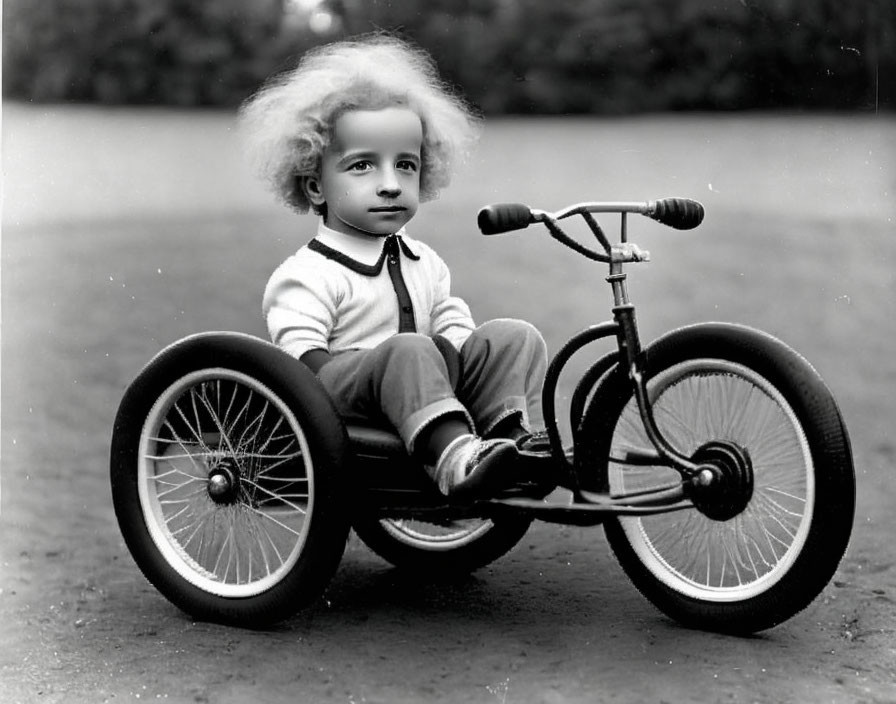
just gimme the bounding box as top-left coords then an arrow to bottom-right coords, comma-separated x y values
609,360 -> 815,602
137,368 -> 314,597
379,518 -> 494,551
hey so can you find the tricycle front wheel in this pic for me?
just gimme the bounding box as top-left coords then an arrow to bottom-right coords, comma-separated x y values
579,324 -> 855,634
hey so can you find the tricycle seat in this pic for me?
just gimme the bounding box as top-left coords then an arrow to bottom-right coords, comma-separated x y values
344,422 -> 440,497
346,422 -> 406,459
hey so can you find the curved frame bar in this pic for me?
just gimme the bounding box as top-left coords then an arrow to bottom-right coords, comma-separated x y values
569,350 -> 620,439
541,321 -> 621,476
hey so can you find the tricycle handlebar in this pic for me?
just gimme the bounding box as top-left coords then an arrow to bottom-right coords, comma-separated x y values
478,198 -> 704,236
478,197 -> 704,264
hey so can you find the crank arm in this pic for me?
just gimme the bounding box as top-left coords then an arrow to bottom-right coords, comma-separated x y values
609,446 -> 668,466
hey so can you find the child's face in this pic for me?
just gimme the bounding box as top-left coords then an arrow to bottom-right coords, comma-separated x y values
307,107 -> 423,237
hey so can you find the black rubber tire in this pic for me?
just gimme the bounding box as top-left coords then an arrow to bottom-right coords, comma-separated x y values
110,332 -> 351,627
352,514 -> 532,575
578,323 -> 855,634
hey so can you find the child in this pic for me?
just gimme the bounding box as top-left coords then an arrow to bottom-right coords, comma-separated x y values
239,35 -> 547,500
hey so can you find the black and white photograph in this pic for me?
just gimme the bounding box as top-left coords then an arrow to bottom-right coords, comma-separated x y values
2,1 -> 894,702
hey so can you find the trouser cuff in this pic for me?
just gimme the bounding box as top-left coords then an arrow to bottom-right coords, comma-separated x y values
480,398 -> 530,437
401,398 -> 474,455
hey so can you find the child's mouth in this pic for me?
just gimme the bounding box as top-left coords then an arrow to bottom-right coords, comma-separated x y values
369,206 -> 406,212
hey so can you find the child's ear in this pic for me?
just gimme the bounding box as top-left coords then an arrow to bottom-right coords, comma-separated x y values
303,176 -> 326,206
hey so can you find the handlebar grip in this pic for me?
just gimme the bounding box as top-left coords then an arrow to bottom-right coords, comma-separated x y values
477,203 -> 533,235
648,198 -> 705,230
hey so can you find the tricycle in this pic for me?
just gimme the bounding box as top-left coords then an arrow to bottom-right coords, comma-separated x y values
110,196 -> 855,634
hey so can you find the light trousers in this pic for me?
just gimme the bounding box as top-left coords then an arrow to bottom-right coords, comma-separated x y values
316,319 -> 548,453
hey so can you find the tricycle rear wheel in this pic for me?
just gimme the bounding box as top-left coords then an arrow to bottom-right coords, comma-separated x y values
110,333 -> 350,627
353,514 -> 532,575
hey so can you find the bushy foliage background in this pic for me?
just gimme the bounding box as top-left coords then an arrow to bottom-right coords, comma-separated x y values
3,0 -> 892,112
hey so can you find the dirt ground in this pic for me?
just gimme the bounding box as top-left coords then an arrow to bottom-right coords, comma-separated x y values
2,106 -> 895,703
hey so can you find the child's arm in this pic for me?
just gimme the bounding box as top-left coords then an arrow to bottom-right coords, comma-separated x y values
263,256 -> 337,365
430,254 -> 476,350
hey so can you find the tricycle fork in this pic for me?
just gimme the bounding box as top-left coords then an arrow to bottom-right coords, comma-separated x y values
610,304 -> 704,482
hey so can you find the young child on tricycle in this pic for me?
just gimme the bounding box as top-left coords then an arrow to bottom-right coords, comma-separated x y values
110,33 -> 854,634
239,34 -> 548,501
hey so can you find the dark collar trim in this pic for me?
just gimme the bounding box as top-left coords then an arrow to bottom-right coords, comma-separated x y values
308,235 -> 420,277
393,236 -> 421,261
308,238 -> 382,275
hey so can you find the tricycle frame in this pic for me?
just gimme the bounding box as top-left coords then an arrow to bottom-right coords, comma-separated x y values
110,195 -> 855,632
362,203 -> 731,525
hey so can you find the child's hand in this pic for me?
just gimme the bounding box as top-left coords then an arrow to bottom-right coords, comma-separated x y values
300,349 -> 333,373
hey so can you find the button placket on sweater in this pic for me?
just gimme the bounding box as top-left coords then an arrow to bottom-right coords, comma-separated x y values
384,235 -> 417,333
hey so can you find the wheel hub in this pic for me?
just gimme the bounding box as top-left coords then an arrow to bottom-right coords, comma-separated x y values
207,459 -> 240,504
688,441 -> 753,521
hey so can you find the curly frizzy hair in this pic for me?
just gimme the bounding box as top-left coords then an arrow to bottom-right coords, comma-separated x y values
238,35 -> 481,214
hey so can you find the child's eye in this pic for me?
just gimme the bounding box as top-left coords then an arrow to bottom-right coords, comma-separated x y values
349,161 -> 373,172
397,160 -> 418,172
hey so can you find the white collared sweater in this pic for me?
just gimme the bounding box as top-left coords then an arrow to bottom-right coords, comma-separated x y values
263,224 -> 476,360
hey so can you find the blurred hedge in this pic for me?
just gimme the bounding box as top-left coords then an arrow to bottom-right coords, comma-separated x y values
3,0 -> 893,112
2,0 -> 315,105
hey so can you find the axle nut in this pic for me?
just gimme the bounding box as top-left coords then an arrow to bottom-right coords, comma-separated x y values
696,467 -> 716,487
208,473 -> 231,498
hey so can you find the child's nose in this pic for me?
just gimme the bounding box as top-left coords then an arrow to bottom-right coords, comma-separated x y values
377,169 -> 402,197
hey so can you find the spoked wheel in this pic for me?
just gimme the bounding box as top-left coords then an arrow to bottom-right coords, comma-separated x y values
353,514 -> 532,574
111,333 -> 350,627
579,324 -> 854,634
